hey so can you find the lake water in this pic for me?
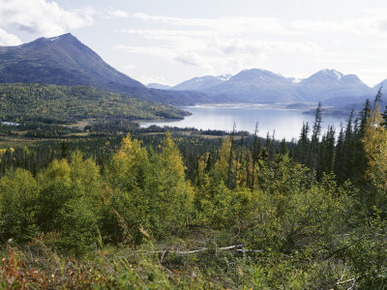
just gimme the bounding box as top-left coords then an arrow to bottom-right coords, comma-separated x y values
140,104 -> 348,141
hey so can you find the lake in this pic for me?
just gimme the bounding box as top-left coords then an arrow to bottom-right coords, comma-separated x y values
140,104 -> 349,141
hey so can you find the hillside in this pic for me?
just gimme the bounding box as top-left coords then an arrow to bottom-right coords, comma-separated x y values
0,83 -> 189,124
0,34 -> 208,106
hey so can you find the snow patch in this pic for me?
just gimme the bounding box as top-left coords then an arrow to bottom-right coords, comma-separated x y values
333,70 -> 343,80
217,74 -> 232,81
323,68 -> 343,80
292,78 -> 301,83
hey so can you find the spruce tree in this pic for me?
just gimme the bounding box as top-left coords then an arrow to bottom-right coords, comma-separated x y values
308,102 -> 323,170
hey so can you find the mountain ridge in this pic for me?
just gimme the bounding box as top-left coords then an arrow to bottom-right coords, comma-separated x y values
0,33 -> 208,106
167,68 -> 378,106
0,34 -> 383,107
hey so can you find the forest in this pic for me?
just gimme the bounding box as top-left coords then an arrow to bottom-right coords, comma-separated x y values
0,89 -> 387,288
0,83 -> 189,124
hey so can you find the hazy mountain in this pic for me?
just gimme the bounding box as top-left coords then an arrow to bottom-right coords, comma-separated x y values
201,69 -> 303,103
306,73 -> 383,115
372,81 -> 385,94
3,34 -> 379,107
147,88 -> 210,105
172,74 -> 232,91
147,83 -> 172,90
0,33 -> 207,106
172,68 -> 376,106
297,69 -> 372,103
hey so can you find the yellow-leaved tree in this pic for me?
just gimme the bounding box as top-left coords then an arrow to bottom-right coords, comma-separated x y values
107,133 -> 150,244
144,131 -> 194,239
362,98 -> 387,205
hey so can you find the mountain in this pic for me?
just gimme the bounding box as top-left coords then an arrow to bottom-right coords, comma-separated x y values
0,33 -> 207,106
172,68 -> 375,106
172,74 -> 232,91
201,69 -> 303,103
297,69 -> 372,103
0,33 -> 144,90
147,83 -> 172,90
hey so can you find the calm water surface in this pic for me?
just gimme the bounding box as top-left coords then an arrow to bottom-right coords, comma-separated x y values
140,104 -> 348,141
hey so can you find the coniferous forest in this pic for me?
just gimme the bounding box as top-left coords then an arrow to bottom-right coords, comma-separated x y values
0,90 -> 387,288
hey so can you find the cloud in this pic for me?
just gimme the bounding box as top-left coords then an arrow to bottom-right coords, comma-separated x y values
0,28 -> 22,45
120,13 -> 329,76
133,13 -> 297,35
118,11 -> 387,83
118,22 -> 324,76
109,9 -> 128,18
0,0 -> 94,37
291,15 -> 387,35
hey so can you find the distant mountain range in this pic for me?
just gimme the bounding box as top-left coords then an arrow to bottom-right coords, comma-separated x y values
0,33 -> 384,110
172,74 -> 232,91
149,68 -> 383,107
0,33 -> 208,106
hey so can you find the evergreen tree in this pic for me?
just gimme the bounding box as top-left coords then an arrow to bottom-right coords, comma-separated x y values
334,126 -> 345,183
227,123 -> 237,189
341,108 -> 356,181
250,122 -> 261,189
308,102 -> 323,170
382,105 -> 387,128
317,126 -> 335,178
296,122 -> 310,164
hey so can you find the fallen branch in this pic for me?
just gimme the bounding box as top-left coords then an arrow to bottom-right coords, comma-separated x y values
335,275 -> 360,289
143,244 -> 261,255
336,277 -> 357,285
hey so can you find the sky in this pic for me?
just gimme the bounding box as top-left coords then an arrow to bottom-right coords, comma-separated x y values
0,0 -> 387,87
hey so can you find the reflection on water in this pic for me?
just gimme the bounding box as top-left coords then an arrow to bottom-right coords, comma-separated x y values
140,104 -> 348,141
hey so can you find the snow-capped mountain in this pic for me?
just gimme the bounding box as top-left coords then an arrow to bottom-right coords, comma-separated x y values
298,69 -> 372,103
201,69 -> 303,103
172,74 -> 232,91
147,83 -> 172,90
172,68 -> 374,105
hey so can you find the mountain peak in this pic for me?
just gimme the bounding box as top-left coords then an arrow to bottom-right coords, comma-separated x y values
0,33 -> 144,90
47,33 -> 76,42
21,33 -> 81,51
319,68 -> 344,80
229,68 -> 285,83
172,74 -> 229,91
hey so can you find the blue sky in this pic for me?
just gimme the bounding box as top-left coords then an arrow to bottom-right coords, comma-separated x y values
1,0 -> 387,86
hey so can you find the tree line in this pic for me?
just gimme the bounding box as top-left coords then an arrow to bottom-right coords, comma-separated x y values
0,91 -> 386,288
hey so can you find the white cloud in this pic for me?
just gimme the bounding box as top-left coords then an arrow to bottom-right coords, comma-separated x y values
0,28 -> 22,45
0,0 -> 94,37
109,9 -> 128,18
291,15 -> 387,35
133,13 -> 297,36
116,11 -> 387,84
120,13 -> 330,76
118,23 -> 325,76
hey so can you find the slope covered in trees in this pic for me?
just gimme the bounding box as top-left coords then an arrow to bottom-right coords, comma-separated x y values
0,83 -> 189,124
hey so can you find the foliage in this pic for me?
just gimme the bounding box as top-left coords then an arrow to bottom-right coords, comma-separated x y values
0,110 -> 386,288
0,83 -> 188,124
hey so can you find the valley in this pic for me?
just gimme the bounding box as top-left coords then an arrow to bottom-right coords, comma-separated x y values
0,32 -> 386,289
